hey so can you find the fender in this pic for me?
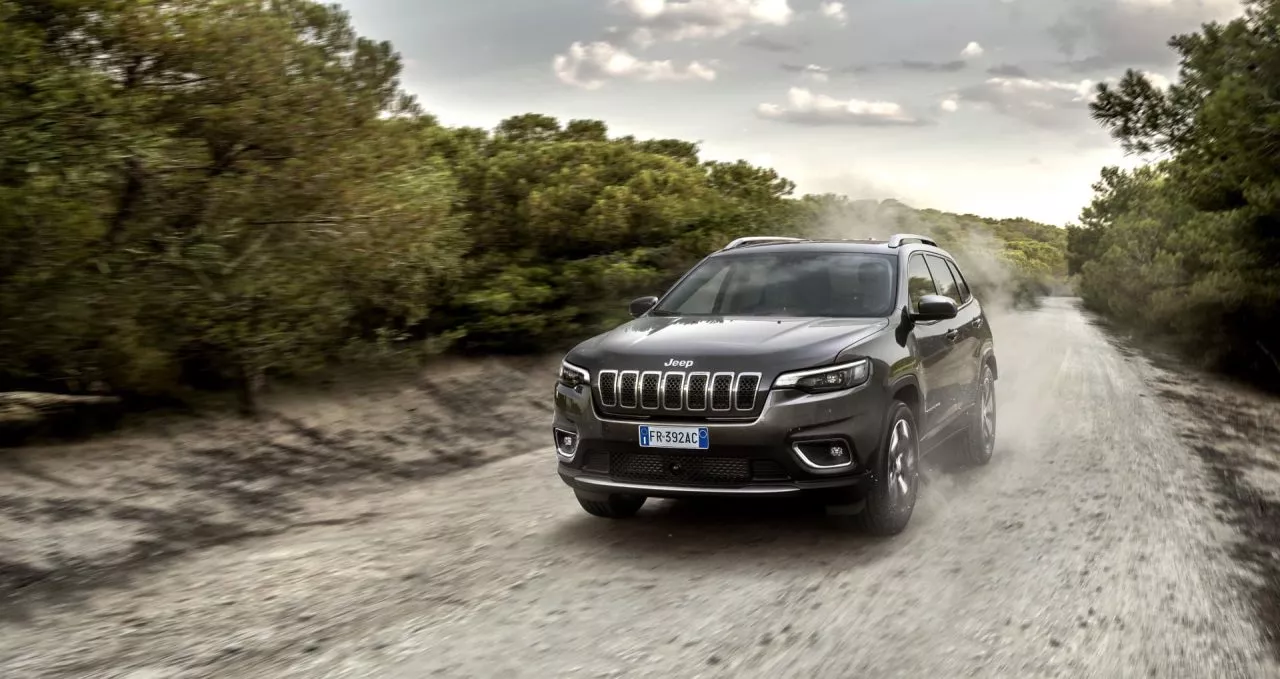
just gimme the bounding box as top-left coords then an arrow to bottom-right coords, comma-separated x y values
887,372 -> 920,401
885,372 -> 923,427
979,341 -> 998,380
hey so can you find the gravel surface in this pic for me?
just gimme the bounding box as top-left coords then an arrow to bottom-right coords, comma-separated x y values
1,298 -> 1278,678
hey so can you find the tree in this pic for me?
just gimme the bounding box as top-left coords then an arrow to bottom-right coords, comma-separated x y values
0,0 -> 465,409
1073,0 -> 1280,386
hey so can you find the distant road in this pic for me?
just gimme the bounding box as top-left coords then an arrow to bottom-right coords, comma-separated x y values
1,298 -> 1276,678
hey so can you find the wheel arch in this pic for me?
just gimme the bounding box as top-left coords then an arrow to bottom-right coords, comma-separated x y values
888,376 -> 922,424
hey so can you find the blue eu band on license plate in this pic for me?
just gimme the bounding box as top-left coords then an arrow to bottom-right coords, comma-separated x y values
639,425 -> 709,450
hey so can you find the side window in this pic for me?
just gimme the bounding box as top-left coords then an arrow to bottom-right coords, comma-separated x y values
924,255 -> 962,305
906,255 -> 937,312
945,259 -> 972,303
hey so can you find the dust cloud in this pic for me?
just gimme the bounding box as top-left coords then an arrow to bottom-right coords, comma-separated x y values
802,197 -> 1028,313
802,197 -> 1056,508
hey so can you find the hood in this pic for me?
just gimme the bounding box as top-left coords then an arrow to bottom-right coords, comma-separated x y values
568,315 -> 889,375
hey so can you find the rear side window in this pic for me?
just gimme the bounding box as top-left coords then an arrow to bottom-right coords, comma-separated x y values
945,259 -> 972,303
906,255 -> 936,313
924,255 -> 962,305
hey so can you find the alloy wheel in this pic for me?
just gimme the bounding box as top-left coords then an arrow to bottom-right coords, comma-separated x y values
980,372 -> 996,454
886,416 -> 917,505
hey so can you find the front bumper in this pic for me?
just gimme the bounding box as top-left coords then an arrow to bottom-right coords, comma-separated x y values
559,465 -> 874,502
552,377 -> 888,502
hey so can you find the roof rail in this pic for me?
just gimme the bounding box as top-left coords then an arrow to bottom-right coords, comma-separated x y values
887,233 -> 937,248
718,236 -> 805,252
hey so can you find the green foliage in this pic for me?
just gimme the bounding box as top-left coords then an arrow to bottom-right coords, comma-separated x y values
0,0 -> 1068,408
0,0 -> 456,404
1073,0 -> 1280,385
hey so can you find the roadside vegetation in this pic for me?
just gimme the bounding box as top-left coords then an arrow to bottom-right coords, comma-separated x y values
0,0 -> 1066,415
1068,0 -> 1280,390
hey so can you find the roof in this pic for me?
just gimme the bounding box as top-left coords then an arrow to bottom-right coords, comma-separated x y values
709,237 -> 951,258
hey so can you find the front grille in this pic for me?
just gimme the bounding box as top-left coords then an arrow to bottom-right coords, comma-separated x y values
662,373 -> 683,409
711,373 -> 733,411
618,371 -> 638,408
596,369 -> 761,413
598,372 -> 617,406
640,372 -> 661,409
735,375 -> 760,410
610,452 -> 750,486
686,373 -> 709,410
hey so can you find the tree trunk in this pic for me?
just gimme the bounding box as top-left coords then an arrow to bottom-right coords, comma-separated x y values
236,358 -> 265,417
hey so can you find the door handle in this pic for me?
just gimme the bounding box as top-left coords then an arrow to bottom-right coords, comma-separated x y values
972,317 -> 983,329
946,329 -> 960,342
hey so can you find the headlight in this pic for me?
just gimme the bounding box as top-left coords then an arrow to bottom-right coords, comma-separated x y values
773,359 -> 870,393
558,360 -> 590,390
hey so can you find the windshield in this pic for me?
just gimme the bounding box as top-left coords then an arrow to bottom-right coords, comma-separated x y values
653,251 -> 898,318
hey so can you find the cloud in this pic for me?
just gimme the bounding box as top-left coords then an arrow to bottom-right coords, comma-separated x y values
553,41 -> 717,89
950,76 -> 1099,128
900,59 -> 967,72
781,63 -> 832,82
1140,70 -> 1172,90
940,97 -> 959,113
987,63 -> 1030,77
756,87 -> 929,126
960,41 -> 985,58
738,32 -> 805,52
948,68 -> 1171,127
619,0 -> 795,43
1048,0 -> 1241,71
819,1 -> 848,25
844,59 -> 967,73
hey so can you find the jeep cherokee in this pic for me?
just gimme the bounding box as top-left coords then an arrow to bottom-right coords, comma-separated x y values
552,233 -> 998,535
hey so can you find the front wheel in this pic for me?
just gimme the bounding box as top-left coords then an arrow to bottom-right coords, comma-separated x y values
854,401 -> 920,536
576,492 -> 646,518
962,364 -> 996,465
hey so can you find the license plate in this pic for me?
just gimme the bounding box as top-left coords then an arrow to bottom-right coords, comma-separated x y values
639,425 -> 709,450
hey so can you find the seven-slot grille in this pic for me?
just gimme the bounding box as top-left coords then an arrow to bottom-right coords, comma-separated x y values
596,370 -> 761,411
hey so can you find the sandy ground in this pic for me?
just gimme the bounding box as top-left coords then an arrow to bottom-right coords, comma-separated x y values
0,298 -> 1278,678
0,355 -> 561,600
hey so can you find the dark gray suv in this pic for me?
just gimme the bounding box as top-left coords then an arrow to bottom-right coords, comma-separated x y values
552,234 -> 998,535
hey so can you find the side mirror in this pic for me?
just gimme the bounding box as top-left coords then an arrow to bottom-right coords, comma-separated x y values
912,294 -> 958,321
629,295 -> 659,318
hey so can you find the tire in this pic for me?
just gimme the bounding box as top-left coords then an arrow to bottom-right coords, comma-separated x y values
576,492 -> 646,519
962,363 -> 996,465
854,401 -> 920,536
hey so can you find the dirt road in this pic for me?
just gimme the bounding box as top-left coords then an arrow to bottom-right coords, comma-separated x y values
2,298 -> 1279,678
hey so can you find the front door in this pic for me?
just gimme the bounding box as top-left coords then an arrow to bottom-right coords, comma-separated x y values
936,256 -> 982,404
905,253 -> 955,436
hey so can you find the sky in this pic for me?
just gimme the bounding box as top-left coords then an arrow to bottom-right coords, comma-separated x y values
338,0 -> 1245,226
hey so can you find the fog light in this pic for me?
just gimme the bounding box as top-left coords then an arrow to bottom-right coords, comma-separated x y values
791,439 -> 855,470
554,428 -> 579,459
